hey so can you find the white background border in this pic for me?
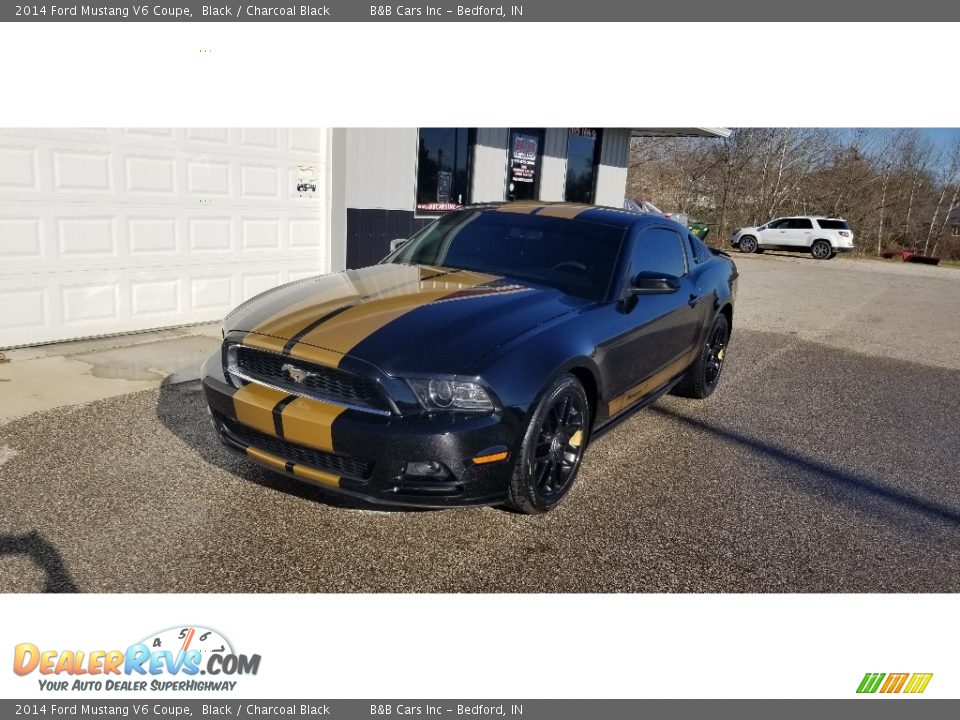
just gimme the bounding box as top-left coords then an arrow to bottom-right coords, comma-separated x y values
1,20 -> 958,700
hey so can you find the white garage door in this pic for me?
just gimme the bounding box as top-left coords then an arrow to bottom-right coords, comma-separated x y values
0,128 -> 328,348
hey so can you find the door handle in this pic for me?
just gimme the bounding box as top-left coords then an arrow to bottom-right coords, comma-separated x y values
688,293 -> 702,307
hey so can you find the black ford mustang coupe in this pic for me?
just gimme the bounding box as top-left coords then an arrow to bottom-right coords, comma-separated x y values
202,202 -> 738,513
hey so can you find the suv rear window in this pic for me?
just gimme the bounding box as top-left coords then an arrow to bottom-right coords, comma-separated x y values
817,219 -> 850,230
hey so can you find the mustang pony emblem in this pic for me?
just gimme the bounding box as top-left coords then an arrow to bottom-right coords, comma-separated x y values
281,363 -> 315,384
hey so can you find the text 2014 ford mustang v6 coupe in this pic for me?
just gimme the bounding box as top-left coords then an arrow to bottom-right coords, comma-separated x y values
202,202 -> 738,513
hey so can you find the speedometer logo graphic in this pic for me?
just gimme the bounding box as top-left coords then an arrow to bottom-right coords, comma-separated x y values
138,626 -> 234,658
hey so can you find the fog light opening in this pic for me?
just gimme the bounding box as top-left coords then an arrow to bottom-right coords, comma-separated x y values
404,460 -> 451,478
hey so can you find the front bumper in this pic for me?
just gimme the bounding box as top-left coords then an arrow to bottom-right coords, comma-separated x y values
201,353 -> 527,508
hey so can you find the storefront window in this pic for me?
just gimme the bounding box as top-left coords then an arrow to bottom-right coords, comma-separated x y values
416,128 -> 473,214
565,128 -> 602,203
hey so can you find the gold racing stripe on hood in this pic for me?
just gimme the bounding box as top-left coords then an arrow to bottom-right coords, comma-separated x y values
247,266 -> 406,347
287,269 -> 499,364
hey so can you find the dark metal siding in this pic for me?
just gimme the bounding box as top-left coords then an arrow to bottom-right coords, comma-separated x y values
345,209 -> 432,269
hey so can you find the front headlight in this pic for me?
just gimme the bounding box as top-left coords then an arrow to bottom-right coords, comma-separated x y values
406,378 -> 494,412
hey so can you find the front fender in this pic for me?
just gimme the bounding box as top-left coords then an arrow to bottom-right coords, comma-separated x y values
469,312 -> 603,412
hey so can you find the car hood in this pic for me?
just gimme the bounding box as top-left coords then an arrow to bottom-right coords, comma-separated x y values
226,263 -> 588,375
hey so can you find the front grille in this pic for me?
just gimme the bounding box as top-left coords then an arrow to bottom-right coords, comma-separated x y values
219,414 -> 374,481
231,345 -> 390,413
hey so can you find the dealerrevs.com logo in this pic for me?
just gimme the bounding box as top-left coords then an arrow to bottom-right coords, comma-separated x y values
857,672 -> 933,695
13,626 -> 261,692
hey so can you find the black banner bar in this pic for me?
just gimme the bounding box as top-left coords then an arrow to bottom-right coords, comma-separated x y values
2,1 -> 958,21
3,700 -> 959,718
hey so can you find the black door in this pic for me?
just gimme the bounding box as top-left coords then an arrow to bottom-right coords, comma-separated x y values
598,225 -> 704,416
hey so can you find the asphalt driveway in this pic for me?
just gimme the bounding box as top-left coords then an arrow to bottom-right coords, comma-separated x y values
1,254 -> 959,592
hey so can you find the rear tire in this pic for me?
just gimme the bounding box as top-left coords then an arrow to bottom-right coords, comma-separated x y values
738,235 -> 758,253
506,374 -> 589,514
811,239 -> 833,260
673,313 -> 730,399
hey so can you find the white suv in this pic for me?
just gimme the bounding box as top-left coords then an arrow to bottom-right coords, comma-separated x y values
731,216 -> 855,260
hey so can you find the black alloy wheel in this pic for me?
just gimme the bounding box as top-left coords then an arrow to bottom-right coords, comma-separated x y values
703,319 -> 729,390
673,313 -> 731,399
738,236 -> 758,253
507,374 -> 589,514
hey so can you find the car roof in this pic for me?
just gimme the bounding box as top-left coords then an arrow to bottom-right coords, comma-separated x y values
773,215 -> 847,220
462,201 -> 683,232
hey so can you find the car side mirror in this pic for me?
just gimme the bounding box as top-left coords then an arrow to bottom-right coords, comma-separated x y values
389,238 -> 407,252
630,272 -> 681,295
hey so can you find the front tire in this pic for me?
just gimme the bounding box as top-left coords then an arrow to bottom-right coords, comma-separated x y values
738,235 -> 758,253
506,374 -> 589,514
674,313 -> 730,399
811,239 -> 833,259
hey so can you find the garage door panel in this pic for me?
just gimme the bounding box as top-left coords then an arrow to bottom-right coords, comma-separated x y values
0,217 -> 43,259
0,128 -> 328,348
290,219 -> 323,249
125,155 -> 177,194
53,150 -> 113,193
131,278 -> 181,317
0,144 -> 38,189
186,128 -> 230,145
61,282 -> 119,324
57,217 -> 117,256
0,287 -> 47,330
128,218 -> 179,255
289,129 -> 323,153
241,165 -> 280,199
241,128 -> 279,149
242,272 -> 283,301
188,217 -> 233,252
187,160 -> 231,196
241,219 -> 281,250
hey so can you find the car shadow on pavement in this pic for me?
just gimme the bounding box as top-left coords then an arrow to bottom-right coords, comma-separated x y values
0,531 -> 79,592
652,407 -> 960,527
155,381 -> 431,513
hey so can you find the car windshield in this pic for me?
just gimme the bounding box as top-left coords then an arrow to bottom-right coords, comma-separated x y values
386,209 -> 625,300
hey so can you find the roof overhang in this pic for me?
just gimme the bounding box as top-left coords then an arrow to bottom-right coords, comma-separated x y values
631,128 -> 731,139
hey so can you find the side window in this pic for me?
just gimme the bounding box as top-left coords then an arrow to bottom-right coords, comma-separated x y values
688,233 -> 711,264
767,219 -> 787,229
630,227 -> 687,279
788,218 -> 813,229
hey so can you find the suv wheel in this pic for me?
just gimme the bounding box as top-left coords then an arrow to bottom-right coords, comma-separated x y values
507,374 -> 589,514
811,239 -> 833,260
738,235 -> 758,253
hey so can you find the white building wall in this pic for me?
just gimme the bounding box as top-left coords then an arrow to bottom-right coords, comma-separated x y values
594,128 -> 630,207
539,128 -> 567,202
471,128 -> 509,203
0,128 -> 328,348
344,128 -> 416,210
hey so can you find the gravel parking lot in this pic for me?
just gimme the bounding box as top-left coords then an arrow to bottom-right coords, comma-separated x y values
1,254 -> 959,592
